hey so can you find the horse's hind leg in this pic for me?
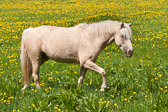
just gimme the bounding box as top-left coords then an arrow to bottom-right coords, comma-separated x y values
83,60 -> 107,92
30,52 -> 48,89
78,66 -> 88,84
29,53 -> 41,89
31,61 -> 41,89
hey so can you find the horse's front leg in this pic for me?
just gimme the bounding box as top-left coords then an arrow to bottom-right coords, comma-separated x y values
83,60 -> 107,92
78,66 -> 88,84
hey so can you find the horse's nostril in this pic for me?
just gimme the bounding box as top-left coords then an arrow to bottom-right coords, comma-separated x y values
129,50 -> 132,54
128,50 -> 133,55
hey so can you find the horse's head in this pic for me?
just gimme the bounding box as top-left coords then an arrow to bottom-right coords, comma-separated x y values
115,22 -> 133,57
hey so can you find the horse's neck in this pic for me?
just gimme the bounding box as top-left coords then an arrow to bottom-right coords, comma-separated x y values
100,36 -> 115,50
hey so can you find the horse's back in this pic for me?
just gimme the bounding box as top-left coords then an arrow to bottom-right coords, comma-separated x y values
25,26 -> 82,62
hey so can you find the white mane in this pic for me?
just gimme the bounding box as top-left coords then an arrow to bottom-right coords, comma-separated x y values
78,20 -> 121,39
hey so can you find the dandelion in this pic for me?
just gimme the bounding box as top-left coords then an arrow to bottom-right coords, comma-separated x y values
48,77 -> 53,80
124,98 -> 127,101
138,68 -> 143,71
89,80 -> 92,85
32,104 -> 35,107
54,107 -> 58,109
133,92 -> 136,94
114,103 -> 117,106
111,95 -> 114,98
76,107 -> 79,110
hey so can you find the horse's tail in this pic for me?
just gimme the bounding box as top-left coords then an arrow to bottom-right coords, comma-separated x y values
20,28 -> 33,89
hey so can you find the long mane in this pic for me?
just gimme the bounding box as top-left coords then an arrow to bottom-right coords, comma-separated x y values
78,20 -> 121,39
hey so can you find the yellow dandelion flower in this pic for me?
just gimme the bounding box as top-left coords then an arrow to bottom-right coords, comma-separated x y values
160,88 -> 163,91
124,98 -> 127,101
54,107 -> 58,109
32,104 -> 35,107
114,103 -> 117,106
111,95 -> 114,98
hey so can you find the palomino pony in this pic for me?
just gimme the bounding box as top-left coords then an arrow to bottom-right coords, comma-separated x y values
20,20 -> 133,91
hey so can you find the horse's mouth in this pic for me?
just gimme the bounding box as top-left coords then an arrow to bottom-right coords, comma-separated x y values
126,54 -> 133,57
125,50 -> 133,57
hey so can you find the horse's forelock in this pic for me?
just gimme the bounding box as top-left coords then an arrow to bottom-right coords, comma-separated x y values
120,26 -> 132,39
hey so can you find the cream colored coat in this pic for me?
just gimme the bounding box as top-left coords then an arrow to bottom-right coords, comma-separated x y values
21,20 -> 133,91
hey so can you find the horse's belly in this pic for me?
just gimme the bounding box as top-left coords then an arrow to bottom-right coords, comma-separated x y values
51,56 -> 79,63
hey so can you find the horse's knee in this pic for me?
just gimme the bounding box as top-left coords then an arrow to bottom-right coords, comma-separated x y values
101,69 -> 106,76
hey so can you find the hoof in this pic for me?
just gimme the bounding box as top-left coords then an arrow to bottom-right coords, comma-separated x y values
36,83 -> 41,89
78,77 -> 83,84
21,85 -> 28,91
100,88 -> 105,92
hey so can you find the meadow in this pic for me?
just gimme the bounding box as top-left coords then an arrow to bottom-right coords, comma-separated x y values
0,0 -> 168,111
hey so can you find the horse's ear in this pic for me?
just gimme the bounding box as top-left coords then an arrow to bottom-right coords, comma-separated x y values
121,22 -> 124,29
129,22 -> 133,27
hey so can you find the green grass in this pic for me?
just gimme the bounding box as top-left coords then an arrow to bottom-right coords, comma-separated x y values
0,0 -> 168,112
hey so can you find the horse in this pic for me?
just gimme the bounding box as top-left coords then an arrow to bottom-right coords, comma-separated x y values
20,20 -> 133,91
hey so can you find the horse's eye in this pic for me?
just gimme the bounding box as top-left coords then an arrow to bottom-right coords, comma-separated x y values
121,35 -> 125,38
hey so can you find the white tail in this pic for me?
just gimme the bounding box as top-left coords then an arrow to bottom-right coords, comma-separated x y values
20,28 -> 33,90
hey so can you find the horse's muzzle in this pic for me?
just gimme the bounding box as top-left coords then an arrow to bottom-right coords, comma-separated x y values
125,50 -> 134,57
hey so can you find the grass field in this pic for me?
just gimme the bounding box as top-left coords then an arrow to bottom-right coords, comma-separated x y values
0,0 -> 168,111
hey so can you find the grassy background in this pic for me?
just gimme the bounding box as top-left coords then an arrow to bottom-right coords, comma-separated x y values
0,0 -> 168,111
